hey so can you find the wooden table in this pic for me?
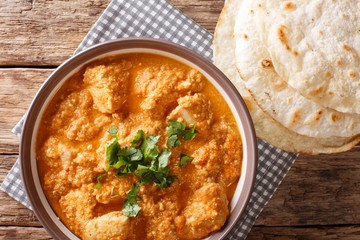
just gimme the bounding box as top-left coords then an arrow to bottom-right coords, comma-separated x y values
1,0 -> 359,239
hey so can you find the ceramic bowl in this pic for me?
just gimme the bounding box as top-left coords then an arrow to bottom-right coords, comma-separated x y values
20,38 -> 258,240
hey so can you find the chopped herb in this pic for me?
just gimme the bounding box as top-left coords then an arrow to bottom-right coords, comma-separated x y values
158,148 -> 171,169
131,130 -> 145,147
97,123 -> 198,216
109,126 -> 118,137
182,122 -> 198,141
123,183 -> 142,217
166,120 -> 198,148
105,127 -> 120,165
118,147 -> 143,162
179,153 -> 194,168
141,134 -> 161,161
94,172 -> 108,189
167,134 -> 181,148
136,148 -> 177,189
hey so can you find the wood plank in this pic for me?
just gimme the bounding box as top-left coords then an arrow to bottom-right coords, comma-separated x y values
1,149 -> 360,228
0,0 -> 111,66
255,148 -> 360,227
1,225 -> 360,240
0,0 -> 222,66
0,69 -> 51,154
1,69 -> 360,227
0,155 -> 42,227
247,225 -> 360,240
0,226 -> 51,240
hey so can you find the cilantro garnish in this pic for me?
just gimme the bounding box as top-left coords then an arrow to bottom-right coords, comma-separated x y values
94,172 -> 108,189
166,120 -> 198,148
123,183 -> 142,217
136,148 -> 178,188
95,122 -> 198,217
179,153 -> 194,167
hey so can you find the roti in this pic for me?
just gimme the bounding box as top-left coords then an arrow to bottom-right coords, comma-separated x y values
213,0 -> 360,153
233,0 -> 360,138
252,0 -> 360,114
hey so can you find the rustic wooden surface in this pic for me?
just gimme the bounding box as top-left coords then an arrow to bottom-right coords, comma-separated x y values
0,0 -> 359,239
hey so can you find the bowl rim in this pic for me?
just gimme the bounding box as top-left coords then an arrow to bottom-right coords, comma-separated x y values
19,37 -> 258,240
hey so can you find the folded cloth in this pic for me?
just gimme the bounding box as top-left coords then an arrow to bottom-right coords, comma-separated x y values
1,0 -> 298,239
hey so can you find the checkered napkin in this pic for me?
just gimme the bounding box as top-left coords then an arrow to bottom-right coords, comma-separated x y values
1,0 -> 298,239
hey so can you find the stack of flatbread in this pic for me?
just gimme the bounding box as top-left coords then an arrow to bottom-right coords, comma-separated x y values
214,0 -> 360,154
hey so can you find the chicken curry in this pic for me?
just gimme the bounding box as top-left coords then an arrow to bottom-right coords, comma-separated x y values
36,53 -> 243,240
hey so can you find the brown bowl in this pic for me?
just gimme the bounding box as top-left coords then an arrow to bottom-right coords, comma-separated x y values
20,38 -> 258,240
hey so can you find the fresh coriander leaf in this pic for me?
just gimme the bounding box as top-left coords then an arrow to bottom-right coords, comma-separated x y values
113,156 -> 128,169
129,148 -> 143,161
123,200 -> 141,217
158,148 -> 171,169
158,165 -> 170,175
167,134 -> 181,148
106,137 -> 120,165
127,183 -> 140,198
94,172 -> 108,189
118,147 -> 143,162
182,123 -> 199,141
153,171 -> 166,188
118,147 -> 137,156
136,164 -> 149,173
166,120 -> 186,135
179,153 -> 194,167
126,163 -> 138,174
109,126 -> 118,137
115,168 -> 129,177
141,134 -> 160,161
123,183 -> 141,217
153,171 -> 178,189
137,171 -> 155,186
131,130 -> 145,147
166,120 -> 198,148
136,165 -> 155,186
166,175 -> 178,184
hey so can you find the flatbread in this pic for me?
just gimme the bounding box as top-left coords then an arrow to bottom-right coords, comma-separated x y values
213,0 -> 360,154
233,0 -> 360,138
252,0 -> 360,114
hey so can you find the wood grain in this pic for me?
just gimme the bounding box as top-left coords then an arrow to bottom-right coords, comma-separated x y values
256,148 -> 360,226
0,69 -> 50,154
1,145 -> 360,228
0,0 -> 222,66
0,226 -> 51,240
1,0 -> 360,239
0,155 -> 41,227
247,226 -> 360,240
1,225 -> 360,240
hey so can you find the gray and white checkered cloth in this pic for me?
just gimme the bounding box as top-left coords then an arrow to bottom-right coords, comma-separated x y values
1,0 -> 298,239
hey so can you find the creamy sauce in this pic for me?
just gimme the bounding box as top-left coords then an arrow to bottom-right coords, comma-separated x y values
36,53 -> 243,240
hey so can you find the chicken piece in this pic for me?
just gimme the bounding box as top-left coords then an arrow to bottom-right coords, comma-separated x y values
168,93 -> 213,133
135,66 -> 204,97
211,121 -> 242,187
140,184 -> 180,240
66,114 -> 111,142
192,139 -> 221,180
49,92 -> 80,131
93,173 -> 134,204
84,61 -> 131,113
136,66 -> 205,119
42,136 -> 78,169
179,183 -> 229,239
66,152 -> 102,187
82,211 -> 132,240
59,186 -> 97,234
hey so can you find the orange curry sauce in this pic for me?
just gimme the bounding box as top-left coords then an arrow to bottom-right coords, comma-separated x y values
36,53 -> 242,240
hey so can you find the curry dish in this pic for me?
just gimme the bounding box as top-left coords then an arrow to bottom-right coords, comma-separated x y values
36,53 -> 243,240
